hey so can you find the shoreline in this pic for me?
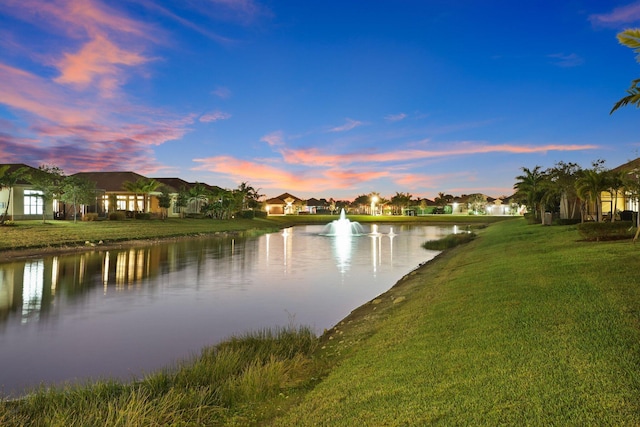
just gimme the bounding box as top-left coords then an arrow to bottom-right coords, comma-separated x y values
0,230 -> 264,263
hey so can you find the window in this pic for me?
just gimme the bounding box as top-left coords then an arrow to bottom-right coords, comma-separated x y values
24,190 -> 44,215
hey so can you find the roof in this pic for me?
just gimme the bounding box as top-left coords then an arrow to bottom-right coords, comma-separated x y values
153,177 -> 194,193
611,157 -> 640,174
266,193 -> 305,205
72,171 -> 148,192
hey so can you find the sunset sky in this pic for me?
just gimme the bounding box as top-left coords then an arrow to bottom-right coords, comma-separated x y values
1,1 -> 640,200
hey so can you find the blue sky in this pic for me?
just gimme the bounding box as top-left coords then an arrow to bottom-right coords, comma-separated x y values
1,0 -> 640,200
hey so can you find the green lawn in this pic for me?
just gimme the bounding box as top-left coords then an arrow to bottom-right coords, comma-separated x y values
3,218 -> 639,425
274,219 -> 640,425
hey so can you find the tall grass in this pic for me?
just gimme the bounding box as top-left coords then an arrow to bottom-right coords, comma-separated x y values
0,326 -> 318,426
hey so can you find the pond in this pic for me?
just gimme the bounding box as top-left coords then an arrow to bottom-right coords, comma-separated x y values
0,223 -> 460,397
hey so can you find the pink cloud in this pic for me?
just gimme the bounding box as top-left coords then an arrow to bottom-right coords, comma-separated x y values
589,2 -> 640,26
54,34 -> 150,95
212,86 -> 232,99
277,143 -> 598,168
261,131 -> 285,147
192,156 -> 389,193
199,110 -> 232,123
329,118 -> 364,132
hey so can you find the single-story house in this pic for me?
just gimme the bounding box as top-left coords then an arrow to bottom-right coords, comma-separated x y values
265,193 -> 305,215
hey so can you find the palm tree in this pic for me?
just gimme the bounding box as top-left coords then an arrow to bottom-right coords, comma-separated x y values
187,183 -> 210,215
122,179 -> 144,216
514,166 -> 546,222
603,170 -> 625,222
140,178 -> 159,213
575,169 -> 607,222
122,178 -> 158,216
611,29 -> 640,114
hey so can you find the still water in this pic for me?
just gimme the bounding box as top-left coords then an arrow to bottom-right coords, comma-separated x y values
0,224 -> 457,397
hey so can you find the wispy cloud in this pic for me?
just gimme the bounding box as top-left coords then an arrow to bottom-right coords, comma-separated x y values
548,53 -> 584,68
212,86 -> 232,99
199,110 -> 232,123
589,2 -> 640,26
329,118 -> 365,132
261,131 -> 285,147
385,113 -> 407,122
277,142 -> 599,167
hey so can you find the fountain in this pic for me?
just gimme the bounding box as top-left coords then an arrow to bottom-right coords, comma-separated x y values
321,209 -> 365,236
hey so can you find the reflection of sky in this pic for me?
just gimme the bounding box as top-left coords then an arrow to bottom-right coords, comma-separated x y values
0,224 -> 452,397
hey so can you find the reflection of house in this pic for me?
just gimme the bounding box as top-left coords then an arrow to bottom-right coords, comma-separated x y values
0,164 -> 55,221
265,193 -> 305,215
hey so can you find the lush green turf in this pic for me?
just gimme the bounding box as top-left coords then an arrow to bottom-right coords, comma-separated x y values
3,217 -> 639,425
274,219 -> 640,425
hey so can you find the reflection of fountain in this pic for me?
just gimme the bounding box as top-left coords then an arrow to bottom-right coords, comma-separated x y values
321,209 -> 365,236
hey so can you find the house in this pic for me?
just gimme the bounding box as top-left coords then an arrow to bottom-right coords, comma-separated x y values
72,171 -> 149,217
0,163 -> 58,221
304,198 -> 330,214
600,157 -> 640,221
265,193 -> 305,215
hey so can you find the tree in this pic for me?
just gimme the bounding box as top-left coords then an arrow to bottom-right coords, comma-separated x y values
236,182 -> 262,211
122,179 -> 144,215
175,188 -> 189,218
434,192 -> 453,210
611,29 -> 640,114
187,183 -> 210,215
29,165 -> 65,223
157,186 -> 172,220
544,161 -> 582,220
513,166 -> 546,222
352,194 -> 370,214
60,176 -> 97,222
0,165 -> 28,224
123,178 -> 159,216
575,166 -> 608,223
603,170 -> 625,222
467,194 -> 487,215
390,192 -> 413,215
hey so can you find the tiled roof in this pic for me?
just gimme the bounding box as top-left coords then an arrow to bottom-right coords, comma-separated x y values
71,171 -> 148,192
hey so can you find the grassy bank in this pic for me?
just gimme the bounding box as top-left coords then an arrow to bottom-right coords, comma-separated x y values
3,218 -> 639,425
275,219 -> 640,425
1,327 -> 319,426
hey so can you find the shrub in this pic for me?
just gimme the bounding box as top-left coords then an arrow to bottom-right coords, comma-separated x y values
82,213 -> 99,222
577,221 -> 635,241
134,212 -> 151,220
108,211 -> 126,221
1,220 -> 16,226
422,232 -> 476,250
